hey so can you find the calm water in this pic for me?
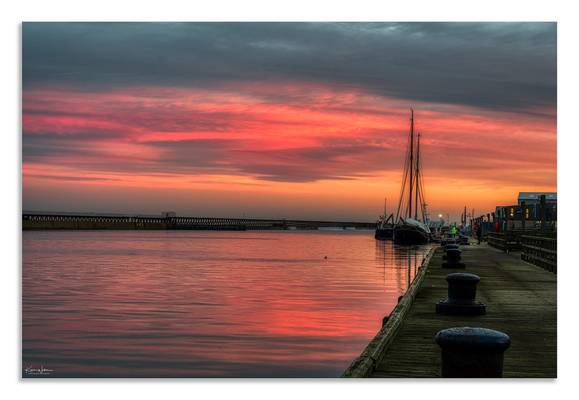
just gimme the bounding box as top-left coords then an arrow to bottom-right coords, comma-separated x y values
22,230 -> 433,377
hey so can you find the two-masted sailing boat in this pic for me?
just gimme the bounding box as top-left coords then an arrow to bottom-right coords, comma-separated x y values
392,109 -> 430,245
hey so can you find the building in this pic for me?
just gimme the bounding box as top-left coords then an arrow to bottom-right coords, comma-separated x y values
490,192 -> 557,231
517,192 -> 557,206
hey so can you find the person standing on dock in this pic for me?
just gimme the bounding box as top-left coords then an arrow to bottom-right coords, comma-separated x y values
476,223 -> 483,244
450,225 -> 457,238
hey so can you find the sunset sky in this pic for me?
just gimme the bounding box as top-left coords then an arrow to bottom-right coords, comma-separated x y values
22,22 -> 557,221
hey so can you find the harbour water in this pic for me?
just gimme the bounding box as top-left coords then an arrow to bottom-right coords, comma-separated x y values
22,230 -> 433,377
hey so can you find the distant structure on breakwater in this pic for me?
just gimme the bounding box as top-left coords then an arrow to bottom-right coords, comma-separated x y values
22,211 -> 375,231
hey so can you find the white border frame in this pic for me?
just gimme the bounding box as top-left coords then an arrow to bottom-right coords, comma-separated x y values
3,1 -> 577,399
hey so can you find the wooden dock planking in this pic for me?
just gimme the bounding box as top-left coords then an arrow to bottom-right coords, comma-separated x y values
370,244 -> 556,378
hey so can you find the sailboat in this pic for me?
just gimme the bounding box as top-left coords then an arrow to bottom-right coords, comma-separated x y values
393,109 -> 431,245
375,197 -> 394,240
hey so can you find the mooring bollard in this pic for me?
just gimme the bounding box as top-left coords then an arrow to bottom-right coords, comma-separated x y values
445,244 -> 459,250
436,273 -> 486,315
443,244 -> 459,260
442,248 -> 465,268
435,327 -> 511,377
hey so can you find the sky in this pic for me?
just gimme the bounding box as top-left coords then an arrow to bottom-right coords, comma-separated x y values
22,22 -> 557,222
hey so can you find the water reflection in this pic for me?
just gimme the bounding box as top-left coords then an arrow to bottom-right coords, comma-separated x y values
375,241 -> 425,294
23,230 -> 432,377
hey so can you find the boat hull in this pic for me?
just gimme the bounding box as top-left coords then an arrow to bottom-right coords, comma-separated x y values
375,227 -> 393,240
393,224 -> 429,245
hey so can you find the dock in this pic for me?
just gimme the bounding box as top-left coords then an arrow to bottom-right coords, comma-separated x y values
343,243 -> 556,378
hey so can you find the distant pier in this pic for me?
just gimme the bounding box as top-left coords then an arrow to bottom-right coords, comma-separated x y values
22,212 -> 375,231
343,243 -> 556,378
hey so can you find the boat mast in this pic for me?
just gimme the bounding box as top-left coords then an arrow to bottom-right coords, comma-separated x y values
408,109 -> 414,219
414,133 -> 421,220
384,197 -> 387,217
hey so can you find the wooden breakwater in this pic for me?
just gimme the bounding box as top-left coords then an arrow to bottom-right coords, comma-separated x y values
22,213 -> 375,231
343,243 -> 556,378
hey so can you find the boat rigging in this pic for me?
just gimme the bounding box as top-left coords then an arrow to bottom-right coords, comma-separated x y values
392,109 -> 430,245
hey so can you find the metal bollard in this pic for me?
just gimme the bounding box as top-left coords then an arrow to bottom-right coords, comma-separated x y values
442,248 -> 465,268
435,327 -> 511,377
436,273 -> 486,315
446,248 -> 461,259
443,244 -> 460,260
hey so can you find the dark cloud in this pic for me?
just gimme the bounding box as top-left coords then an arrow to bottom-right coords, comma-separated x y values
23,132 -> 118,160
148,139 -> 399,182
25,174 -> 117,182
22,22 -> 556,113
23,131 -> 400,183
231,145 -> 385,182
